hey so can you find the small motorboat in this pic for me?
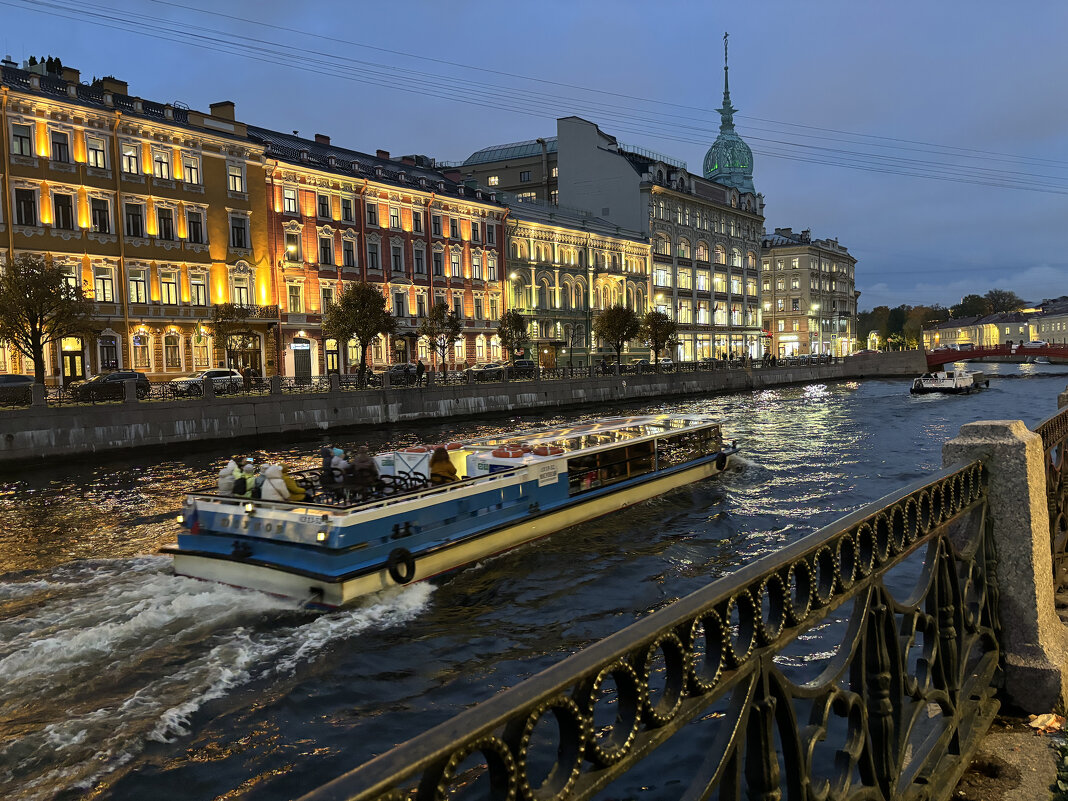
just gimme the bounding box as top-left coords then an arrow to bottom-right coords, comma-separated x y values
910,369 -> 988,395
162,415 -> 739,607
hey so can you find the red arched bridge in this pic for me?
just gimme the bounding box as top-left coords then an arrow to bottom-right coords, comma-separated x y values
927,343 -> 1068,368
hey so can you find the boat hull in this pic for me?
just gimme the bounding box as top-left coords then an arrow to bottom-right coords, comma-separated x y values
170,454 -> 731,607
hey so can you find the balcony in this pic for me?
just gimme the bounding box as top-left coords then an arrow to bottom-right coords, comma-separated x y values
235,304 -> 280,320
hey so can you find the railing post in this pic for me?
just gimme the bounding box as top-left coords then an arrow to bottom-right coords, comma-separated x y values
1059,383 -> 1068,409
201,375 -> 215,400
31,383 -> 47,407
382,371 -> 391,389
123,378 -> 139,404
943,419 -> 1068,711
273,375 -> 285,395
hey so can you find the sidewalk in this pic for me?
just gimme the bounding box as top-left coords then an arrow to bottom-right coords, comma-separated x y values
954,716 -> 1062,801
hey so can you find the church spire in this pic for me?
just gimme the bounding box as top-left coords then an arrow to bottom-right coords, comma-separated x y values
719,31 -> 737,131
703,31 -> 755,194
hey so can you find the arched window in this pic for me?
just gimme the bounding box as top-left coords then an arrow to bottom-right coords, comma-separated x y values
601,286 -> 610,309
677,238 -> 691,259
572,282 -> 584,310
731,248 -> 742,268
747,251 -> 757,269
560,280 -> 572,310
635,288 -> 645,313
511,241 -> 521,259
539,279 -> 552,309
714,245 -> 726,265
164,334 -> 181,369
696,242 -> 709,262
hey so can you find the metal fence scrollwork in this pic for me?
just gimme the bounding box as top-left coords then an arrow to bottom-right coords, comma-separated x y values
299,461 -> 1000,801
1034,405 -> 1068,589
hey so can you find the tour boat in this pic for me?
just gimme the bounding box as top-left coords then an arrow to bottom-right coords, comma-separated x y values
162,415 -> 739,607
910,369 -> 988,395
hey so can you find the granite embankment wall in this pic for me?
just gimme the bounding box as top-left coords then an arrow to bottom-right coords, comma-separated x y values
0,351 -> 924,465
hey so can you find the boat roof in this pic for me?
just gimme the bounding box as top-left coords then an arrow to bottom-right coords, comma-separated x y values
466,414 -> 719,456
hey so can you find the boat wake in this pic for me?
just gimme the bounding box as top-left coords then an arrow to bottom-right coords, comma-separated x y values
0,556 -> 432,800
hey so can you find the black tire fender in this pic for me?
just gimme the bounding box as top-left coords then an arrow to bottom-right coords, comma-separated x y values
715,452 -> 729,471
387,547 -> 416,584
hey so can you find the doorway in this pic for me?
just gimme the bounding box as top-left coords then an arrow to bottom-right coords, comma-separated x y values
292,338 -> 312,379
61,337 -> 85,382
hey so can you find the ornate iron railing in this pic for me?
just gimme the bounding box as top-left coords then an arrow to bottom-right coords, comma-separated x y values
1034,405 -> 1068,588
299,461 -> 999,801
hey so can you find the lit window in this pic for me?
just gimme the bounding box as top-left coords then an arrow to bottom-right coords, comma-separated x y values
182,155 -> 200,184
190,276 -> 207,306
487,175 -> 499,186
160,273 -> 178,305
86,136 -> 106,168
152,148 -> 171,179
283,188 -> 298,214
389,207 -> 400,229
10,123 -> 32,156
128,269 -> 148,304
121,143 -> 139,174
164,334 -> 181,368
287,284 -> 303,313
227,164 -> 245,193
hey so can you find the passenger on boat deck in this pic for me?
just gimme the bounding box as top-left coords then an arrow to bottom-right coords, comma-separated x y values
331,447 -> 350,472
350,446 -> 378,488
238,459 -> 257,498
319,445 -> 335,482
429,446 -> 459,484
281,466 -> 307,501
217,459 -> 239,494
259,464 -> 291,502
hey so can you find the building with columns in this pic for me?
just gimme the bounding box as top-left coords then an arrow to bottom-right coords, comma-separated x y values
504,198 -> 649,367
0,57 -> 275,382
247,127 -> 508,376
760,227 -> 859,357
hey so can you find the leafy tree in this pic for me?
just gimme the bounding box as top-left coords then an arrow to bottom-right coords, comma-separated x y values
857,306 -> 890,348
322,282 -> 396,383
418,300 -> 463,377
208,302 -> 247,370
496,310 -> 530,365
639,310 -> 678,367
886,305 -> 908,337
0,253 -> 93,383
951,294 -> 993,319
592,305 -> 640,367
984,288 -> 1026,313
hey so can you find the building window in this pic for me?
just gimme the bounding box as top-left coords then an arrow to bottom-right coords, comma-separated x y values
367,203 -> 378,226
227,164 -> 245,193
152,148 -> 170,179
190,275 -> 207,306
90,198 -> 110,233
128,269 -> 148,304
94,268 -> 114,302
160,273 -> 178,305
791,275 -> 800,289
791,298 -> 800,312
394,291 -> 407,317
11,123 -> 32,156
182,155 -> 200,184
282,188 -> 298,215
319,236 -> 334,265
121,143 -> 139,174
472,255 -> 482,280
187,210 -> 204,244
164,334 -> 181,368
450,252 -> 461,277
157,208 -> 175,240
229,215 -> 248,249
776,299 -> 785,311
474,297 -> 484,319
341,197 -> 353,222
519,170 -> 531,182
433,252 -> 443,276
342,240 -> 355,267
321,285 -> 335,310
52,193 -> 74,229
777,320 -> 785,332
487,255 -> 497,280
412,210 -> 423,233
287,284 -> 303,313
453,293 -> 464,318
414,250 -> 425,274
124,203 -> 143,237
391,244 -> 403,272
471,221 -> 480,242
389,206 -> 400,229
515,191 -> 536,202
432,214 -> 442,236
487,175 -> 499,186
318,194 -> 331,218
449,218 -> 460,239
50,130 -> 70,163
132,334 -> 151,368
86,136 -> 106,168
232,276 -> 250,306
367,242 -> 380,270
417,295 -> 427,317
15,188 -> 36,226
486,225 -> 496,245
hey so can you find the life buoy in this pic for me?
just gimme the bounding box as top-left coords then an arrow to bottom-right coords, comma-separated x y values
715,452 -> 729,471
387,547 -> 416,584
532,445 -> 565,456
403,446 -> 428,453
491,448 -> 524,458
445,442 -> 463,450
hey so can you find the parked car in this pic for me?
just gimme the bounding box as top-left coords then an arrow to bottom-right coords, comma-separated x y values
510,359 -> 538,379
372,363 -> 417,386
627,359 -> 653,373
657,357 -> 675,370
68,371 -> 150,401
852,349 -> 878,355
1022,340 -> 1049,348
465,362 -> 505,382
0,374 -> 34,405
169,368 -> 244,396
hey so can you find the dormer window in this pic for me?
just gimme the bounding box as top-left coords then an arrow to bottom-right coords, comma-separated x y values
299,148 -> 309,162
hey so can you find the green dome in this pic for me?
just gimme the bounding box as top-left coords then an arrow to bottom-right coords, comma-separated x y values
703,34 -> 755,196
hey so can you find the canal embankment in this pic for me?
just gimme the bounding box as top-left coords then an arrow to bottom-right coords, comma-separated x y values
0,350 -> 924,465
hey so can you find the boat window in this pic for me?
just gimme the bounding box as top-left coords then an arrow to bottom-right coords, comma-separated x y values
567,440 -> 656,496
656,427 -> 721,471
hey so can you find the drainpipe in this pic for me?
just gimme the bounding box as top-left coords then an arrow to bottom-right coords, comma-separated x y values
266,163 -> 284,376
111,111 -> 132,371
1,89 -> 14,267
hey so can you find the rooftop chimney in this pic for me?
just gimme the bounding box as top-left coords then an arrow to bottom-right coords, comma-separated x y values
443,169 -> 461,182
314,133 -> 331,146
60,66 -> 80,83
774,227 -> 793,237
401,156 -> 416,166
1,55 -> 16,69
209,101 -> 235,121
376,149 -> 390,160
99,76 -> 129,95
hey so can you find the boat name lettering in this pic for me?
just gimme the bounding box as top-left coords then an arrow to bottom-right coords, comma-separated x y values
536,462 -> 561,487
298,514 -> 324,524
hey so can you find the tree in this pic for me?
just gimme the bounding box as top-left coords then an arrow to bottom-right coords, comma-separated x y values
323,282 -> 396,383
418,300 -> 463,377
985,288 -> 1026,313
951,294 -> 993,319
857,306 -> 891,348
496,310 -> 530,365
592,305 -> 640,367
639,310 -> 678,367
208,302 -> 247,370
0,253 -> 93,383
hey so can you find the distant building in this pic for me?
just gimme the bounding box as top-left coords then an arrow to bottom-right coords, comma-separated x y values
505,198 -> 649,366
922,312 -> 1034,349
460,138 -> 558,204
760,228 -> 859,357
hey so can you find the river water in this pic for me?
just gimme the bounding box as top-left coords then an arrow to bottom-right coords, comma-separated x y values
0,363 -> 1063,800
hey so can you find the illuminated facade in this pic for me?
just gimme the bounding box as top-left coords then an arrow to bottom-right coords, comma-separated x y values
0,59 -> 274,382
760,228 -> 858,357
505,200 -> 649,366
250,129 -> 507,375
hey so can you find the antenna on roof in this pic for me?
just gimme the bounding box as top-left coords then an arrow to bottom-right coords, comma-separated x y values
292,130 -> 299,136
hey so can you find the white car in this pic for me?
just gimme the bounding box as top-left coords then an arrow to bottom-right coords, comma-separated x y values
170,368 -> 245,396
1022,340 -> 1049,348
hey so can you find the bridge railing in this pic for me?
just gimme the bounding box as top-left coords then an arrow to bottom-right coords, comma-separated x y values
299,461 -> 999,801
1034,403 -> 1068,588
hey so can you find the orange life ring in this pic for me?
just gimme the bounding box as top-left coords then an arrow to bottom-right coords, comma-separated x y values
519,444 -> 533,453
403,446 -> 428,453
491,448 -> 524,458
532,445 -> 565,456
445,442 -> 463,450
